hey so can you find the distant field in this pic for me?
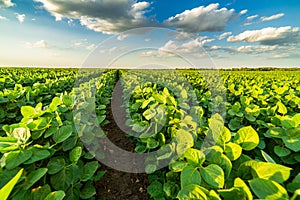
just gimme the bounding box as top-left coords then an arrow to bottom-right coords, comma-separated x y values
1,67 -> 300,200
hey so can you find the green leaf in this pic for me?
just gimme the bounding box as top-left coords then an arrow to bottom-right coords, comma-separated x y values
47,157 -> 65,175
238,160 -> 291,183
143,108 -> 156,120
180,166 -> 201,189
69,146 -> 82,163
80,161 -> 99,182
50,169 -> 68,190
5,150 -> 32,169
177,184 -> 208,200
146,138 -> 159,149
147,180 -> 164,198
200,164 -> 224,188
80,181 -> 96,199
274,146 -> 291,157
62,95 -> 73,106
53,125 -> 73,143
175,129 -> 194,156
169,160 -> 188,172
24,148 -> 50,164
31,184 -> 51,200
261,150 -> 276,163
163,181 -> 180,198
234,126 -> 259,151
277,101 -> 287,115
21,106 -> 36,118
282,136 -> 300,152
24,168 -> 48,190
249,178 -> 288,200
184,148 -> 205,167
44,191 -> 65,200
225,142 -> 242,161
234,178 -> 253,200
0,168 -> 23,200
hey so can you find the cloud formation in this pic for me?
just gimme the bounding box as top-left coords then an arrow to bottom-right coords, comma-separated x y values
260,13 -> 284,22
227,26 -> 300,45
164,3 -> 237,33
34,0 -> 155,34
218,32 -> 232,40
0,15 -> 8,20
0,0 -> 14,7
15,13 -> 26,23
25,40 -> 48,48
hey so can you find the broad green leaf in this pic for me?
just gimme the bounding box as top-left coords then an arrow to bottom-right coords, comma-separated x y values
200,164 -> 224,188
47,157 -> 65,175
169,160 -> 188,172
274,146 -> 291,157
163,181 -> 180,198
21,106 -> 36,118
184,148 -> 205,167
177,184 -> 208,200
147,180 -> 164,198
31,184 -> 51,200
238,160 -> 291,183
44,191 -> 65,200
80,161 -> 99,182
282,136 -> 300,152
53,125 -> 73,143
24,168 -> 48,190
225,142 -> 242,161
234,126 -> 259,151
80,181 -> 96,199
209,190 -> 221,200
277,101 -> 287,115
234,178 -> 253,200
69,146 -> 82,163
5,150 -> 32,169
249,178 -> 288,200
50,169 -> 68,190
180,166 -> 201,189
175,129 -> 194,156
0,168 -> 23,200
24,148 -> 50,164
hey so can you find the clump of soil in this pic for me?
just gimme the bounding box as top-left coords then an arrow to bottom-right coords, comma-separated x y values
95,78 -> 150,200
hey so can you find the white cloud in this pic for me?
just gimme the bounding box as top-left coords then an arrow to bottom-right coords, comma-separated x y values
159,37 -> 214,56
239,9 -> 248,15
25,40 -> 48,49
0,15 -> 8,20
218,32 -> 232,40
243,14 -> 259,26
227,26 -> 300,45
0,0 -> 14,7
270,53 -> 290,59
117,34 -> 128,41
144,38 -> 151,42
34,0 -> 155,34
247,15 -> 259,21
236,45 -> 279,53
260,13 -> 284,22
15,13 -> 25,23
164,3 -> 237,32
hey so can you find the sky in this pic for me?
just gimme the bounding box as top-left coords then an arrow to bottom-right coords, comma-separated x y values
0,0 -> 299,68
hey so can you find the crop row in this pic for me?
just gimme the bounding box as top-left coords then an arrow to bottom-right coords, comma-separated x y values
120,70 -> 300,200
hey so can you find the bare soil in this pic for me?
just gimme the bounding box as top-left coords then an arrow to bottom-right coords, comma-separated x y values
95,76 -> 150,200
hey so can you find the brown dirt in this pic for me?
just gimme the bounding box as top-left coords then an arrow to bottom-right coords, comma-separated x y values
95,75 -> 150,200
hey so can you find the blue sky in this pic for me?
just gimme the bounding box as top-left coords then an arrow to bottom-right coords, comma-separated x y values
0,0 -> 299,68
